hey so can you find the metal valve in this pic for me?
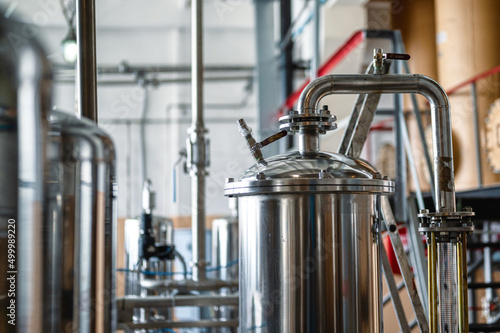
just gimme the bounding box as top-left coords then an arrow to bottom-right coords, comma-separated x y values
238,118 -> 287,166
373,48 -> 410,74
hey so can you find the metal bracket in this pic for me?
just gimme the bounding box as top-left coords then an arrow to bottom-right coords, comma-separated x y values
338,60 -> 391,158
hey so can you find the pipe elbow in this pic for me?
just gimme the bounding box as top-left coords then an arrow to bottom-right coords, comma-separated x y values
298,76 -> 334,113
416,75 -> 449,110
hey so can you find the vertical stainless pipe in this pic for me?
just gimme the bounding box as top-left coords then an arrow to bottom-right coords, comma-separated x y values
310,0 -> 320,80
192,0 -> 204,131
189,0 -> 207,281
482,222 -> 494,306
298,129 -> 319,154
102,135 -> 117,333
297,74 -> 456,213
471,82 -> 483,187
76,0 -> 98,122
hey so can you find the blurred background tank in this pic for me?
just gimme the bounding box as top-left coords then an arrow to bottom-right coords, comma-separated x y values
211,198 -> 239,333
123,180 -> 177,331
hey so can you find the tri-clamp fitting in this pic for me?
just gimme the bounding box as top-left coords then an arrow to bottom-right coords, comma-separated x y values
279,105 -> 337,135
418,208 -> 474,243
279,105 -> 337,154
186,126 -> 209,176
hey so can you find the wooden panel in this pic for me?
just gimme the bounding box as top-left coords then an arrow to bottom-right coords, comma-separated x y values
435,0 -> 500,189
392,0 -> 438,193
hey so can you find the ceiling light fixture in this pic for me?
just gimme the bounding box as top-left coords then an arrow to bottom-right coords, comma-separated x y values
59,0 -> 77,63
61,26 -> 77,63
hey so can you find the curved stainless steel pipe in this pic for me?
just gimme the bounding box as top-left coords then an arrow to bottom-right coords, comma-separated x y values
298,74 -> 454,213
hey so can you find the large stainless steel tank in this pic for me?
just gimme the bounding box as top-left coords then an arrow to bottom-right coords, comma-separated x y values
0,14 -> 52,333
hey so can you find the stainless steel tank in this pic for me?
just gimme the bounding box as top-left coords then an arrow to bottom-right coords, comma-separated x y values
0,14 -> 52,333
211,198 -> 239,333
0,12 -> 117,333
226,152 -> 393,332
48,110 -> 117,333
225,104 -> 395,333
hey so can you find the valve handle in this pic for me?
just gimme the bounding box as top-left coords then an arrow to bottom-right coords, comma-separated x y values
383,53 -> 411,61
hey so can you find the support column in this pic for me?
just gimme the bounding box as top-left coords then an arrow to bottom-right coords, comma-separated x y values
255,0 -> 281,156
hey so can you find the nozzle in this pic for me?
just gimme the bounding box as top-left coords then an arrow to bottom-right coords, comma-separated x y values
238,119 -> 267,166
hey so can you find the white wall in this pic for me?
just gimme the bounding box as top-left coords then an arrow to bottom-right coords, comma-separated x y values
289,2 -> 371,153
2,0 -> 389,218
1,0 -> 258,219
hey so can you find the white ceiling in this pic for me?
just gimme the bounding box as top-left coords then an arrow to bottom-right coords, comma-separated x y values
0,0 -> 255,29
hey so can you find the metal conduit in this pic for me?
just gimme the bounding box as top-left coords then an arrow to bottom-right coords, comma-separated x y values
122,319 -> 239,330
94,64 -> 254,74
117,295 -> 238,309
55,75 -> 253,86
76,0 -> 98,122
189,0 -> 208,282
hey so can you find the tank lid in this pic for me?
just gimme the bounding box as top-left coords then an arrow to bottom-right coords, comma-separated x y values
225,151 -> 395,196
240,151 -> 380,180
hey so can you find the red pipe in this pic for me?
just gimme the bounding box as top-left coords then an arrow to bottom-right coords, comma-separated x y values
277,29 -> 500,119
277,30 -> 366,118
446,64 -> 500,96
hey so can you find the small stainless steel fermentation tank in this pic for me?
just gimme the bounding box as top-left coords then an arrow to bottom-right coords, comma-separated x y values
226,150 -> 394,332
226,102 -> 394,332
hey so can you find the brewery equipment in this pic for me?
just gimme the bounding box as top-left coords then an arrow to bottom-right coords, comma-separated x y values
48,110 -> 117,333
226,50 -> 473,332
0,13 -> 117,332
123,180 -> 177,330
227,113 -> 393,332
0,14 -> 52,333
